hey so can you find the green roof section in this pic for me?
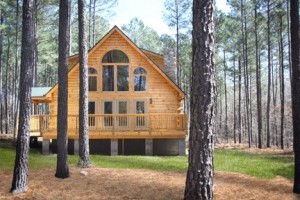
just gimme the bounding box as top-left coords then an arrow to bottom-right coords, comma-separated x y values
31,87 -> 52,97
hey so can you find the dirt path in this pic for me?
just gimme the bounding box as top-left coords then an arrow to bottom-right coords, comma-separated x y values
0,167 -> 298,200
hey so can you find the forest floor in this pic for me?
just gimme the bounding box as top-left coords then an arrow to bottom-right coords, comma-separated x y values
0,137 -> 298,200
0,165 -> 298,200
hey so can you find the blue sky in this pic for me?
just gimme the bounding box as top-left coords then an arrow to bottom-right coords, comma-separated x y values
110,0 -> 230,35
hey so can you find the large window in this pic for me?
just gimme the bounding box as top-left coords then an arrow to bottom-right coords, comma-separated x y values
102,65 -> 114,91
102,50 -> 129,92
134,67 -> 147,91
117,66 -> 129,91
88,68 -> 97,91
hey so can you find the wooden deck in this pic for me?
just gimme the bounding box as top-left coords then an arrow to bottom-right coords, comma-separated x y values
30,114 -> 187,139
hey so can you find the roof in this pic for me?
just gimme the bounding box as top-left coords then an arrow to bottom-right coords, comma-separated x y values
44,26 -> 185,100
32,87 -> 52,97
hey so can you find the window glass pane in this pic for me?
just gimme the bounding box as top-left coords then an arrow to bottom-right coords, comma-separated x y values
136,101 -> 145,114
102,65 -> 114,91
102,50 -> 129,63
134,67 -> 147,74
104,102 -> 113,114
134,76 -> 146,91
88,102 -> 96,114
117,65 -> 129,91
118,101 -> 127,114
88,76 -> 97,91
88,68 -> 97,74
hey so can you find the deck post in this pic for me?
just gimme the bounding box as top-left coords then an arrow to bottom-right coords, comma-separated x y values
74,139 -> 79,155
178,138 -> 186,156
145,139 -> 153,156
42,139 -> 50,155
111,139 -> 118,156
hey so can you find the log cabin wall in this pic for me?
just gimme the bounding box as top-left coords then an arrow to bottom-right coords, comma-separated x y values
48,30 -> 182,121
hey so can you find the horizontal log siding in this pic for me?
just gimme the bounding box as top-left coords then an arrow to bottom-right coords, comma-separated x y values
49,31 -> 182,127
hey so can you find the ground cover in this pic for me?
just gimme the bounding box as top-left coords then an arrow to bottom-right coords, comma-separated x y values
0,140 -> 298,199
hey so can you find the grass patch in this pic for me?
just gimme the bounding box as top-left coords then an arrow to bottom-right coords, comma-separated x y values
0,140 -> 294,179
90,155 -> 187,172
214,149 -> 294,179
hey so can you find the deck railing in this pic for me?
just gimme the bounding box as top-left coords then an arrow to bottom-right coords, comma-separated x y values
30,114 -> 187,133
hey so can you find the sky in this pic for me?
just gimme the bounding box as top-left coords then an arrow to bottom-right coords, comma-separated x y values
110,0 -> 231,35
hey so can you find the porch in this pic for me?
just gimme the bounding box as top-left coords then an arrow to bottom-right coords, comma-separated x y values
30,113 -> 187,139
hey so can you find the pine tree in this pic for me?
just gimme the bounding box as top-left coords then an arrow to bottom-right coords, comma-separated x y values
184,0 -> 215,199
55,0 -> 69,179
10,0 -> 34,193
78,0 -> 90,168
290,0 -> 300,194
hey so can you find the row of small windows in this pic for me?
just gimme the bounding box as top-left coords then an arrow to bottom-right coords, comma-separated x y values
88,66 -> 147,92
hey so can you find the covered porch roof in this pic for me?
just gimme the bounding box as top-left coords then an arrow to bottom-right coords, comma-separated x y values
32,87 -> 52,103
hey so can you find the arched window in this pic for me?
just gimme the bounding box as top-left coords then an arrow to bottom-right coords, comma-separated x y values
102,50 -> 129,63
134,67 -> 147,91
102,50 -> 129,91
88,67 -> 97,91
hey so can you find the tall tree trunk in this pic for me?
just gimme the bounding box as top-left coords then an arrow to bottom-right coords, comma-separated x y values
78,0 -> 90,168
0,12 -> 3,134
272,60 -> 278,146
241,0 -> 251,147
68,0 -> 72,56
184,0 -> 215,199
233,56 -> 236,144
32,0 -> 38,87
223,50 -> 228,142
92,0 -> 96,46
10,0 -> 34,193
278,15 -> 285,149
287,0 -> 292,83
238,56 -> 242,143
176,9 -> 180,88
5,36 -> 11,134
266,0 -> 271,148
13,0 -> 20,139
55,0 -> 69,179
219,81 -> 222,138
254,0 -> 262,149
290,0 -> 300,194
88,0 -> 92,48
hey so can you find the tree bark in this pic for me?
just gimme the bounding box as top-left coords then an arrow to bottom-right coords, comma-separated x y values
223,50 -> 228,142
78,0 -> 90,168
238,56 -> 242,143
0,12 -> 3,134
10,0 -> 34,193
5,36 -> 11,134
290,0 -> 300,194
13,0 -> 20,140
278,15 -> 284,150
55,0 -> 69,179
266,0 -> 271,148
184,0 -> 215,199
254,0 -> 262,149
241,0 -> 251,147
233,56 -> 236,144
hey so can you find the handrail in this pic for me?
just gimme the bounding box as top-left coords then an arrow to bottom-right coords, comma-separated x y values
30,113 -> 188,133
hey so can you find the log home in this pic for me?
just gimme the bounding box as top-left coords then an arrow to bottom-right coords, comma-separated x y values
30,26 -> 187,156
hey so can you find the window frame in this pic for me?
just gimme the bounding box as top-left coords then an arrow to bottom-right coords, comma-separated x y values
88,67 -> 98,92
101,50 -> 130,92
133,67 -> 147,92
